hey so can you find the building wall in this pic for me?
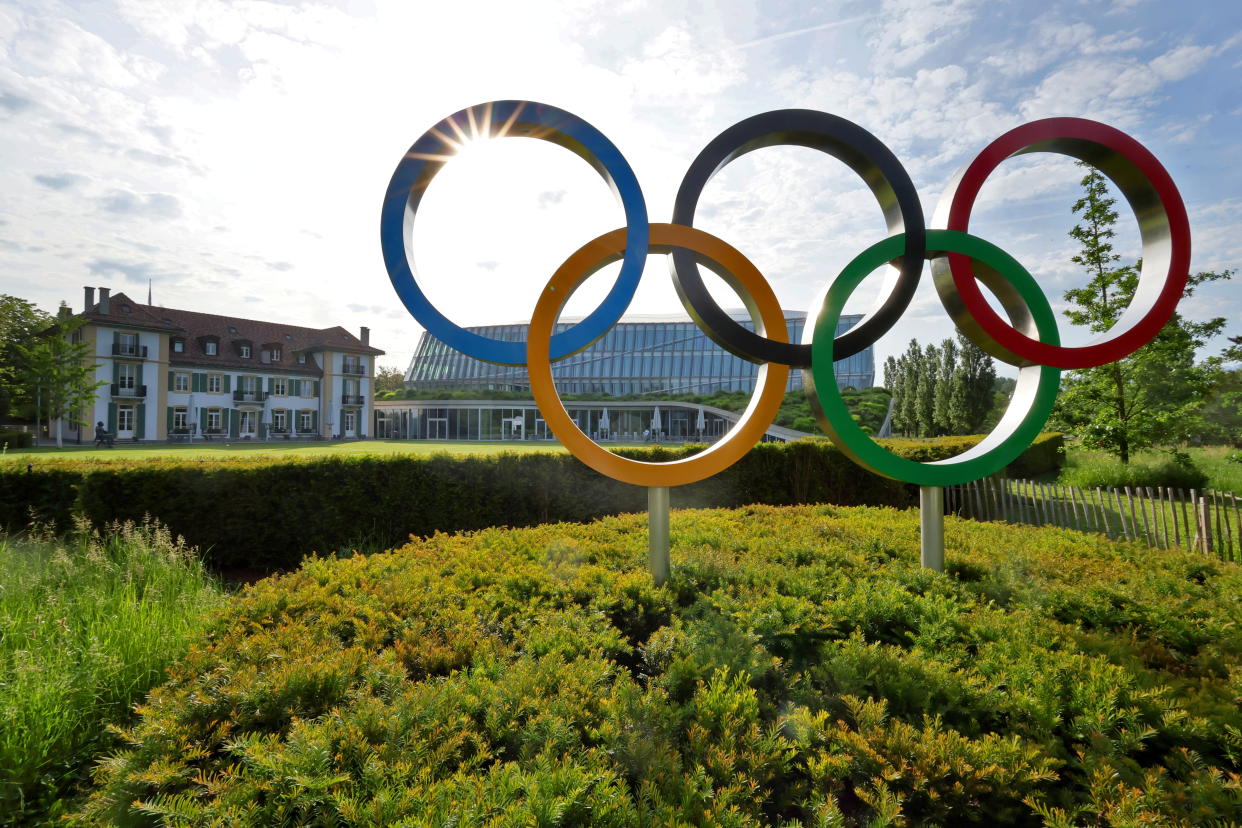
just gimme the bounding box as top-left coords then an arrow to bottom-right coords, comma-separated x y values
405,314 -> 875,395
60,325 -> 376,443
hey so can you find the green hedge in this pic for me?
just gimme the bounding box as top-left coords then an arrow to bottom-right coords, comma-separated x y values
1,434 -> 1063,570
73,505 -> 1242,826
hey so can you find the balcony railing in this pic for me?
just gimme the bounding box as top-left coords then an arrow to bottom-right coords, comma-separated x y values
110,384 -> 147,398
341,394 -> 364,406
233,390 -> 269,403
112,343 -> 148,358
342,363 -> 366,375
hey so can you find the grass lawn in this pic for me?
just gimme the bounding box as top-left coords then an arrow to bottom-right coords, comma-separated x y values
0,438 -> 643,462
1061,444 -> 1242,494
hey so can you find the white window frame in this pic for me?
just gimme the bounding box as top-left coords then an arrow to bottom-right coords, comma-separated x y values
273,378 -> 287,396
173,372 -> 189,392
119,332 -> 139,355
117,363 -> 136,390
207,374 -> 222,394
204,341 -> 218,356
271,347 -> 282,362
298,410 -> 313,432
172,339 -> 184,353
173,408 -> 187,431
273,409 -> 288,432
240,344 -> 251,358
117,406 -> 135,431
207,409 -> 222,432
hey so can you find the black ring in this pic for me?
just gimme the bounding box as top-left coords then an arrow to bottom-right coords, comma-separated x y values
669,109 -> 926,367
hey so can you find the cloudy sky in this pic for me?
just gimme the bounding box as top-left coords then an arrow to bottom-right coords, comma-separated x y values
1,0 -> 1239,380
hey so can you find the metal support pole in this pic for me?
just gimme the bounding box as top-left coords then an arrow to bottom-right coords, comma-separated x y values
920,485 -> 944,572
648,486 -> 670,585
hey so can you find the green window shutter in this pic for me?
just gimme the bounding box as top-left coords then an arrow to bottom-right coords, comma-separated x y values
136,363 -> 144,389
229,409 -> 239,438
166,406 -> 173,432
266,377 -> 273,393
198,408 -> 206,433
311,411 -> 318,433
112,362 -> 119,385
136,404 -> 146,439
107,403 -> 117,433
192,373 -> 204,392
112,331 -> 120,346
313,380 -> 320,397
167,370 -> 174,391
290,379 -> 299,396
223,375 -> 232,393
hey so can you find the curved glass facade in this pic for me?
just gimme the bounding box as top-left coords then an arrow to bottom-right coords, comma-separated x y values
404,311 -> 874,395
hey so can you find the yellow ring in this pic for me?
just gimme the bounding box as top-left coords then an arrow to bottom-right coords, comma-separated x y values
527,223 -> 790,488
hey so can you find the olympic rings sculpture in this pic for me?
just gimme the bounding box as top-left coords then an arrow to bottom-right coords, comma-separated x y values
381,100 -> 1190,488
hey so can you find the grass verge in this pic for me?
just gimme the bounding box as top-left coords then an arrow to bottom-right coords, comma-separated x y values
0,520 -> 223,825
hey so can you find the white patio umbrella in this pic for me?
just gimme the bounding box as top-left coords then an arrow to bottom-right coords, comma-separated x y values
598,409 -> 610,437
650,407 -> 662,437
695,406 -> 706,436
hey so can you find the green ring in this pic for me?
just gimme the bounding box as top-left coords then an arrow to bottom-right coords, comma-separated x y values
808,229 -> 1061,486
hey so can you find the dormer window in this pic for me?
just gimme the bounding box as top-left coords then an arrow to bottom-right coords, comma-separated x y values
240,344 -> 251,358
172,339 -> 185,354
228,326 -> 239,333
271,347 -> 282,361
205,341 -> 217,356
297,353 -> 306,364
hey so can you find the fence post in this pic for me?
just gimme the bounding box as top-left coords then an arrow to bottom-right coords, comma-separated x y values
920,486 -> 944,572
1198,492 -> 1213,557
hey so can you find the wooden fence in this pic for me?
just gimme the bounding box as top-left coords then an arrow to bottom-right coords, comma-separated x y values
946,478 -> 1241,562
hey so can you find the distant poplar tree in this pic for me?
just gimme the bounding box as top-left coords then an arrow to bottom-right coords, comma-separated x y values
933,338 -> 958,435
950,333 -> 997,434
914,342 -> 940,437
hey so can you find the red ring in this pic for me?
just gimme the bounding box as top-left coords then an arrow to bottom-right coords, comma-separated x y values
937,117 -> 1191,369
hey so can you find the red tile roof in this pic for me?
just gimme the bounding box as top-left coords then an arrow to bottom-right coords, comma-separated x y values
81,292 -> 383,374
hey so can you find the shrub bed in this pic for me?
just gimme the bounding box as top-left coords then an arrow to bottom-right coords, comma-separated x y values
1,434 -> 1063,571
76,505 -> 1240,826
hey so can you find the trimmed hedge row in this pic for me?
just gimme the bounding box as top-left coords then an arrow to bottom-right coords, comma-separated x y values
1,434 -> 1063,570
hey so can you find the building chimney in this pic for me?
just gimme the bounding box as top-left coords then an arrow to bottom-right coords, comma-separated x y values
98,287 -> 111,314
84,286 -> 96,312
360,326 -> 370,346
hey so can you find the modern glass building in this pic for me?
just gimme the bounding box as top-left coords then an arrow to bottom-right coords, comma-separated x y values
404,310 -> 874,395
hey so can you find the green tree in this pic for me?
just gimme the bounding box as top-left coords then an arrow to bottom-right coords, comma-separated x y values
374,365 -> 405,394
1051,163 -> 1233,462
914,342 -> 940,437
19,309 -> 105,448
932,338 -> 958,435
0,295 -> 52,421
949,333 -> 997,434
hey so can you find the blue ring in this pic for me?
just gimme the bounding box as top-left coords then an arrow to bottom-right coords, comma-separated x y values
380,100 -> 649,365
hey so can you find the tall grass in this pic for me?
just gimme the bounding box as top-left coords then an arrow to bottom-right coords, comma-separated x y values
1056,446 -> 1242,492
0,519 -> 223,824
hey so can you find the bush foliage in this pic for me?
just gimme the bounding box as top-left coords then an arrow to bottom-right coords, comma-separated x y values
76,505 -> 1241,826
0,435 -> 1063,571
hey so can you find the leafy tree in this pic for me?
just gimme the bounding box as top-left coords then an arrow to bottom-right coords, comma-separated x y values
949,333 -> 997,434
885,336 -> 996,437
1051,163 -> 1233,462
19,309 -> 105,448
0,294 -> 51,421
932,338 -> 957,434
374,365 -> 406,394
